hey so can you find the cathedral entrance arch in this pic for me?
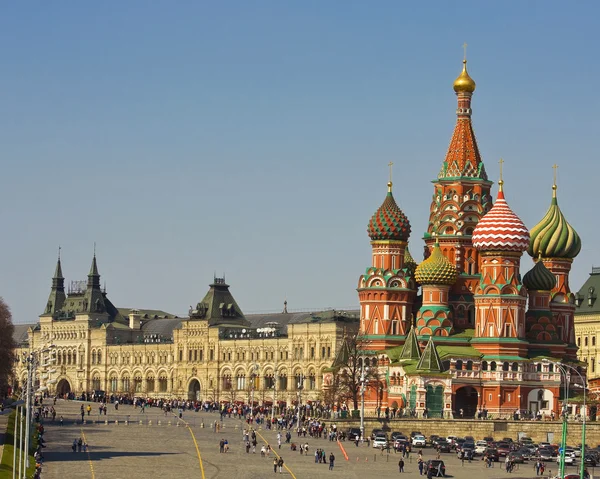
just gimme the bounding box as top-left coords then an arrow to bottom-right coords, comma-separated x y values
57,379 -> 71,397
425,384 -> 444,418
188,379 -> 201,401
454,386 -> 478,418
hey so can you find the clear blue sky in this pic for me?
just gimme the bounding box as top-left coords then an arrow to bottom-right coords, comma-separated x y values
1,2 -> 598,323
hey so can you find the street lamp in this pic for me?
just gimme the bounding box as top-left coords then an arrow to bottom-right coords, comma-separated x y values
296,374 -> 305,433
543,359 -> 587,479
360,362 -> 369,442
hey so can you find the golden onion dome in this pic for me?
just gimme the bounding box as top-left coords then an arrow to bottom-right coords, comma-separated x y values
415,243 -> 458,286
453,60 -> 476,93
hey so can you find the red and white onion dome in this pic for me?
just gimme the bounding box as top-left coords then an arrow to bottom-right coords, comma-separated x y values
472,184 -> 530,252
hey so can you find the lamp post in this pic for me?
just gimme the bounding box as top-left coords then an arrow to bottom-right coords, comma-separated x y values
359,362 -> 369,442
249,364 -> 258,415
543,359 -> 587,479
296,374 -> 305,433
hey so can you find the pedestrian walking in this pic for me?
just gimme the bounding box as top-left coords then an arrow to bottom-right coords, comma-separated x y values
278,457 -> 284,473
329,453 -> 335,470
399,458 -> 405,473
273,457 -> 278,473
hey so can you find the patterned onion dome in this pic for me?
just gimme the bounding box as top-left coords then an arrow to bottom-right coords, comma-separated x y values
522,260 -> 557,291
472,188 -> 530,252
415,243 -> 458,285
404,247 -> 418,272
367,183 -> 411,241
527,187 -> 581,259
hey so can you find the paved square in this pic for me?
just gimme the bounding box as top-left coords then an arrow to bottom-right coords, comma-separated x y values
36,399 -> 576,478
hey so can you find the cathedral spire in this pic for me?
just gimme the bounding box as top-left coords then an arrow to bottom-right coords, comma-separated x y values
44,247 -> 66,316
438,52 -> 486,180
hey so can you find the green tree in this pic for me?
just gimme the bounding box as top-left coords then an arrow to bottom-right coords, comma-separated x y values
0,297 -> 15,396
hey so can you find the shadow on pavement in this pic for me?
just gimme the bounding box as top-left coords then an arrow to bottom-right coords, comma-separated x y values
44,451 -> 179,462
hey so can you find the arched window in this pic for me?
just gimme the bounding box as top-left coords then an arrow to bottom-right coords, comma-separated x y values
122,376 -> 130,392
536,363 -> 542,372
159,375 -> 168,392
67,351 -> 72,365
91,350 -> 97,365
502,362 -> 509,372
490,361 -> 497,371
146,375 -> 155,392
548,364 -> 554,372
455,360 -> 463,370
481,361 -> 488,371
92,374 -> 101,391
585,337 -> 589,346
594,337 -> 597,347
578,338 -> 581,346
134,376 -> 142,393
511,362 -> 519,372
110,375 -> 118,392
466,361 -> 473,371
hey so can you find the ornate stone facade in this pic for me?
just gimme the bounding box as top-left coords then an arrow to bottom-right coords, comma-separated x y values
13,260 -> 359,405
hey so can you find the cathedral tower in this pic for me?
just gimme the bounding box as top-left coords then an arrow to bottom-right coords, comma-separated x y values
358,178 -> 417,346
528,173 -> 581,359
425,55 -> 493,329
471,174 -> 530,357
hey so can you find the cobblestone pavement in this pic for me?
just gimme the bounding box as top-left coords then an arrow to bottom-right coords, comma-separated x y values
38,399 -> 579,479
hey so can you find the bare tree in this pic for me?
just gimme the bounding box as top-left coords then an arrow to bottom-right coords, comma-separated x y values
0,297 -> 15,396
328,334 -> 378,411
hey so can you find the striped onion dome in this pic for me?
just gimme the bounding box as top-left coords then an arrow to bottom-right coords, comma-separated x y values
415,243 -> 458,285
472,186 -> 530,252
367,183 -> 411,241
527,187 -> 581,259
523,260 -> 557,291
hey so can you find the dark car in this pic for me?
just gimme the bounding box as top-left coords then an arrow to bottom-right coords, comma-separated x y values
348,428 -> 361,441
371,428 -> 383,440
502,437 -> 514,444
537,448 -> 554,461
436,441 -> 452,453
508,451 -> 525,463
425,460 -> 446,477
429,435 -> 440,445
391,432 -> 404,441
483,436 -> 494,444
584,455 -> 598,466
485,448 -> 500,462
411,431 -> 423,438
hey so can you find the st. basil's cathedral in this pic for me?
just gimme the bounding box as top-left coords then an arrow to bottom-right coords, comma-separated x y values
358,57 -> 582,418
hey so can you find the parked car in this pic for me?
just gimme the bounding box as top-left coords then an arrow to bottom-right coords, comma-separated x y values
556,453 -> 575,465
348,428 -> 361,441
436,441 -> 452,453
483,436 -> 494,444
425,460 -> 446,477
373,434 -> 388,449
390,432 -> 404,442
484,448 -> 499,462
497,442 -> 511,457
508,451 -> 525,463
584,454 -> 598,466
475,441 -> 488,455
371,429 -> 383,440
411,431 -> 423,438
412,435 -> 426,447
538,448 -> 555,461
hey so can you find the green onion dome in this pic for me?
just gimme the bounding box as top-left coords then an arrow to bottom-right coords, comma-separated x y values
528,187 -> 581,259
415,243 -> 458,286
522,260 -> 557,291
367,183 -> 411,241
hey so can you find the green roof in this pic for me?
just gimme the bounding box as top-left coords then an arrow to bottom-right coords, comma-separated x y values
400,327 -> 421,361
417,337 -> 443,372
436,345 -> 482,359
116,308 -> 177,319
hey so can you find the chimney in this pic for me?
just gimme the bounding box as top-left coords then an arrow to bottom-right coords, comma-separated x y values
129,309 -> 141,330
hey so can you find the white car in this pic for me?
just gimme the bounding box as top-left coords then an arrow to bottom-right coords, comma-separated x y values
373,435 -> 388,449
475,441 -> 488,455
446,435 -> 458,445
412,435 -> 426,447
556,453 -> 575,465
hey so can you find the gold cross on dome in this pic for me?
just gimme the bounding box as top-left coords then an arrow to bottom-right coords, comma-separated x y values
388,161 -> 394,183
552,164 -> 558,186
463,42 -> 468,61
498,158 -> 504,181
